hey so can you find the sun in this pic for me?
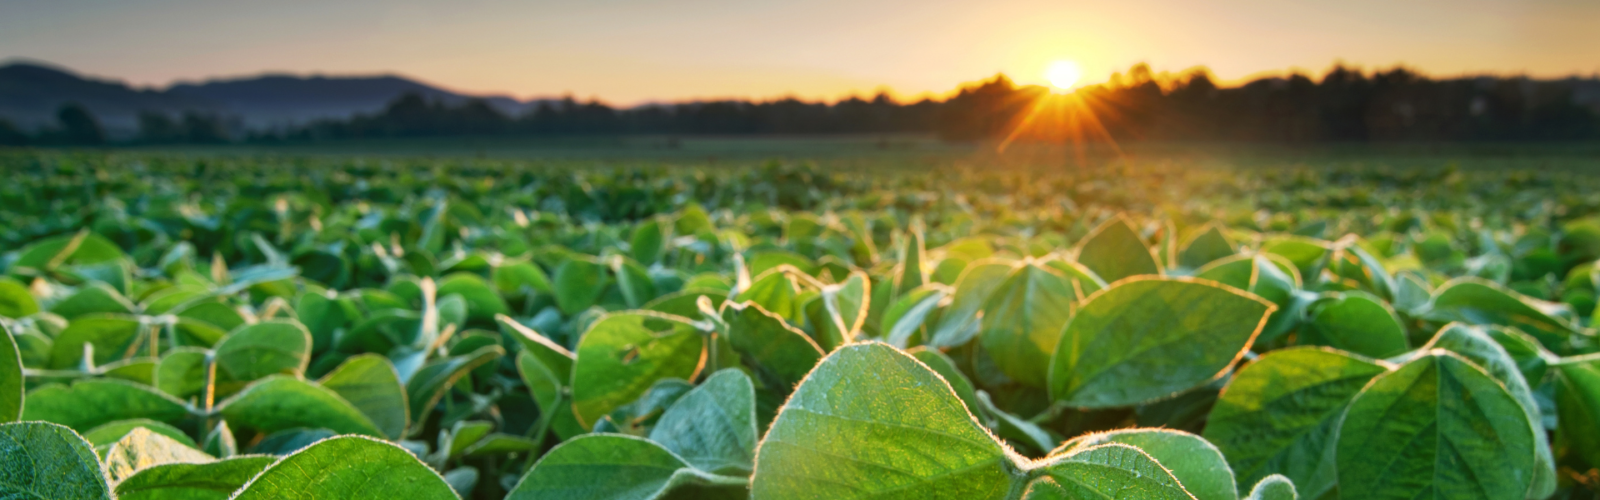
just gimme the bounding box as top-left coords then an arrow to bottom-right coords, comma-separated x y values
1045,60 -> 1083,91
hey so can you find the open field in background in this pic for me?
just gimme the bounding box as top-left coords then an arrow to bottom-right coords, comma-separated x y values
78,137 -> 1600,173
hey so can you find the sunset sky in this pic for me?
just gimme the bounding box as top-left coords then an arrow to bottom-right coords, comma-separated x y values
3,0 -> 1597,105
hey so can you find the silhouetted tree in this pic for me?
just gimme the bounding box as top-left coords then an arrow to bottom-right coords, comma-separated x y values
138,112 -> 183,143
56,103 -> 105,145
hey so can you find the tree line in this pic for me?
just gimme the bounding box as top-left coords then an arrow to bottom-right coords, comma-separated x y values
3,63 -> 1597,147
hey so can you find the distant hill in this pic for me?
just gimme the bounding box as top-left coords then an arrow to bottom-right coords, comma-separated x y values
0,60 -> 536,134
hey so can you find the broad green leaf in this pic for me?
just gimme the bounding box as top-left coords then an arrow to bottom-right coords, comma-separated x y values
114,455 -> 276,500
154,347 -> 208,399
1075,216 -> 1161,282
1300,291 -> 1409,358
612,256 -> 659,308
517,351 -> 564,417
103,427 -> 214,483
172,301 -> 246,332
319,353 -> 409,440
0,421 -> 111,500
1336,351 -> 1535,500
554,256 -> 607,315
927,260 -> 1012,347
295,291 -> 347,353
232,436 -> 458,500
49,314 -> 143,369
1179,224 -> 1236,270
737,267 -> 807,324
644,289 -> 729,319
1261,237 -> 1329,279
1243,475 -> 1297,500
213,320 -> 311,393
1024,443 -> 1191,500
1049,278 -> 1273,408
980,262 -> 1077,387
494,261 -> 555,296
1054,428 -> 1234,500
498,313 -> 575,377
907,347 -> 982,416
48,282 -> 136,320
462,433 -> 541,457
1203,347 -> 1386,497
1040,260 -> 1106,300
973,391 -> 1056,455
808,271 -> 869,351
1553,354 -> 1600,469
218,375 -> 383,437
648,369 -> 757,474
1421,323 -> 1554,499
1,324 -> 21,422
721,300 -> 824,389
23,379 -> 189,431
12,231 -> 126,270
506,434 -> 744,500
881,284 -> 950,348
751,343 -> 1015,499
407,344 -> 505,426
632,219 -> 667,264
0,278 -> 39,318
898,228 -> 927,294
1424,277 -> 1581,348
438,272 -> 510,322
1195,255 -> 1300,342
572,312 -> 705,429
82,419 -> 196,449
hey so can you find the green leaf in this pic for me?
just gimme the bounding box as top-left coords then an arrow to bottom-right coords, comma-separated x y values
231,435 -> 459,500
1261,237 -> 1329,279
114,455 -> 276,500
438,272 -> 511,322
494,261 -> 555,296
1179,224 -> 1236,270
737,267 -> 808,325
1024,443 -> 1192,500
1,324 -> 21,422
48,282 -> 136,320
49,314 -> 143,369
1049,278 -> 1273,408
1075,216 -> 1161,282
154,347 -> 208,400
632,219 -> 667,265
23,379 -> 190,431
750,343 -> 1015,499
1300,291 -> 1409,358
1420,323 -> 1555,498
554,256 -> 608,315
103,427 -> 214,483
318,353 -> 409,440
1040,260 -> 1106,300
1243,475 -> 1297,500
721,300 -> 823,389
1203,347 -> 1386,497
897,228 -> 928,295
0,421 -> 111,500
0,278 -> 39,318
807,271 -> 869,351
218,375 -> 383,437
173,301 -> 246,333
498,313 -> 575,377
506,433 -> 745,500
973,391 -> 1056,455
1195,254 -> 1301,342
612,256 -> 660,308
517,351 -> 564,418
648,369 -> 757,475
213,320 -> 311,392
927,260 -> 1013,347
406,344 -> 505,426
1054,428 -> 1235,500
572,312 -> 705,429
82,419 -> 197,449
295,291 -> 347,353
906,347 -> 983,417
1423,277 -> 1581,347
980,262 -> 1077,387
1553,354 -> 1600,469
881,284 -> 950,348
1336,351 -> 1535,500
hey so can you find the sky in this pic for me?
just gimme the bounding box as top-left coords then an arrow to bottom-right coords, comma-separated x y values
3,0 -> 1598,105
